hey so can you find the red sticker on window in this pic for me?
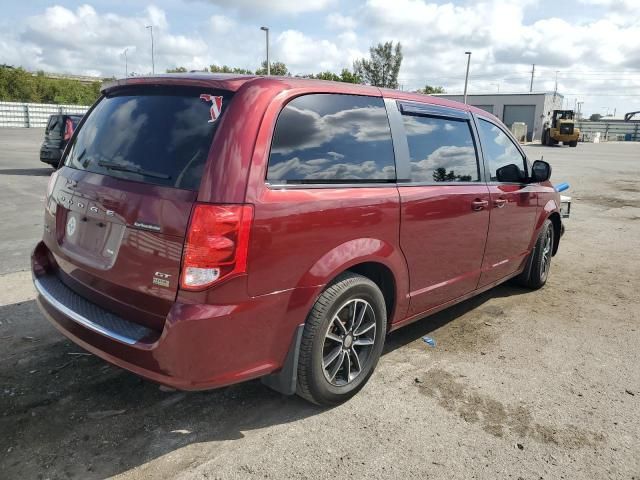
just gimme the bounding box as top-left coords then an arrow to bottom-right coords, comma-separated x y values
200,94 -> 223,123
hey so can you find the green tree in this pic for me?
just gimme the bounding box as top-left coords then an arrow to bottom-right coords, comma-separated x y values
418,85 -> 446,94
0,67 -> 37,102
299,68 -> 361,84
339,68 -> 361,84
314,71 -> 341,81
166,67 -> 188,73
0,66 -> 103,104
255,61 -> 289,76
210,64 -> 253,74
353,41 -> 403,89
589,113 -> 602,121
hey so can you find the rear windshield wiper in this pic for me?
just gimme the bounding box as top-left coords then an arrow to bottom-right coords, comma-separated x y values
97,160 -> 170,180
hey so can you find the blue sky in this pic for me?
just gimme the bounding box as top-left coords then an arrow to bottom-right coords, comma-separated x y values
1,0 -> 639,117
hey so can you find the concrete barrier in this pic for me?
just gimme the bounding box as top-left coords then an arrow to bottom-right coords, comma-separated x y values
0,101 -> 89,128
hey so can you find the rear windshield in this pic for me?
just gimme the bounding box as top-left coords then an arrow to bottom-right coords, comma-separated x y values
63,86 -> 232,190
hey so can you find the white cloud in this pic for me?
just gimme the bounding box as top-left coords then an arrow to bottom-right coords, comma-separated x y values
326,13 -> 357,30
196,0 -> 336,14
275,29 -> 362,73
1,1 -> 638,117
578,0 -> 638,10
210,15 -> 236,34
11,5 -> 208,76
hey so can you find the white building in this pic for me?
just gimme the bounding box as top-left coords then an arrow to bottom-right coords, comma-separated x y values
435,92 -> 564,142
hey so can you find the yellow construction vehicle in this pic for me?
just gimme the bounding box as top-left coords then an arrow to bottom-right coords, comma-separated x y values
542,110 -> 580,147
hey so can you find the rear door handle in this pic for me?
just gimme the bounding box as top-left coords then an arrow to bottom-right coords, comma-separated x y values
494,198 -> 507,208
472,199 -> 489,211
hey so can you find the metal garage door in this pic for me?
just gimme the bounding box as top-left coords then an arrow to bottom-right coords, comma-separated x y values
503,105 -> 536,141
472,105 -> 494,115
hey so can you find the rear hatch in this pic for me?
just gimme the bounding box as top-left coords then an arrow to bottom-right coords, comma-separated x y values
43,85 -> 232,331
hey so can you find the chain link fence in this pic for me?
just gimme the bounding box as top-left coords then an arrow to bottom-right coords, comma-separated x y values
0,101 -> 90,128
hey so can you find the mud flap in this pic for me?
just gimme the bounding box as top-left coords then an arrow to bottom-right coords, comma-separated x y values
261,324 -> 304,396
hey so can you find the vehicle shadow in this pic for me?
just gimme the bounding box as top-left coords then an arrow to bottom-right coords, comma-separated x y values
0,167 -> 54,177
0,299 -> 324,479
384,283 -> 530,354
0,283 -> 530,478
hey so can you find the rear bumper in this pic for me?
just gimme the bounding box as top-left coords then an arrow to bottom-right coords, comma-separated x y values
32,242 -> 311,391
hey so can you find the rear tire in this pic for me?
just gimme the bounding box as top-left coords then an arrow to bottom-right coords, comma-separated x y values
515,219 -> 554,289
569,141 -> 577,147
296,272 -> 387,406
542,130 -> 549,146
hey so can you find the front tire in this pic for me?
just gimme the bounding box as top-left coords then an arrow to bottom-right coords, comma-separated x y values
296,272 -> 387,406
516,219 -> 554,289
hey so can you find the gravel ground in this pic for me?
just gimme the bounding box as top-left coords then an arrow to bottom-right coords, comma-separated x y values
0,128 -> 638,479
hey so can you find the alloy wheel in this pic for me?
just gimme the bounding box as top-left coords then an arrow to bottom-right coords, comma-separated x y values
322,299 -> 376,387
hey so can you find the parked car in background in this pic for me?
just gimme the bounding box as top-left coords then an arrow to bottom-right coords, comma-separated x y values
39,114 -> 83,168
32,74 -> 564,405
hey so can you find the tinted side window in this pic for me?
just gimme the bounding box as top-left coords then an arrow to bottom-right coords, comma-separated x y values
267,94 -> 395,183
402,114 -> 479,183
477,119 -> 526,182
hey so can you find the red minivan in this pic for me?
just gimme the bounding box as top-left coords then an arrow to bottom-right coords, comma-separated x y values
32,74 -> 563,405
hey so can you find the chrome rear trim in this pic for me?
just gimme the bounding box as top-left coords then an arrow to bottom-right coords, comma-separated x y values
34,274 -> 153,345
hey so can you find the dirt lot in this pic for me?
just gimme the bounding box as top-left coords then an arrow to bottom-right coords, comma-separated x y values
0,128 -> 638,479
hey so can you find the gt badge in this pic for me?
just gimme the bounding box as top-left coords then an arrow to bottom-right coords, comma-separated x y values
200,94 -> 223,123
153,272 -> 171,288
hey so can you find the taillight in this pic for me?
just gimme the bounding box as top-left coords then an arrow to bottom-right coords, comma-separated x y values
46,169 -> 60,201
180,203 -> 254,290
63,118 -> 74,141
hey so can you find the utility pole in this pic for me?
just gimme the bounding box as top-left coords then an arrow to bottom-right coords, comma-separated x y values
146,25 -> 155,74
553,70 -> 559,101
260,26 -> 270,75
463,51 -> 471,104
529,64 -> 535,92
123,48 -> 128,78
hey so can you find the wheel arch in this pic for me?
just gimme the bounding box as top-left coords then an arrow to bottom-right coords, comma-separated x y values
294,238 -> 409,326
548,211 -> 561,255
345,262 -> 397,329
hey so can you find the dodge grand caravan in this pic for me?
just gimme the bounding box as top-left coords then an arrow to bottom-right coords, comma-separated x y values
32,74 -> 563,405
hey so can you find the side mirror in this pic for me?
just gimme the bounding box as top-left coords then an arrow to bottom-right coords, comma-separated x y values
496,163 -> 525,183
530,160 -> 552,183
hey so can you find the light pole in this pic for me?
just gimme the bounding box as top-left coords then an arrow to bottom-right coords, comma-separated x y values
146,25 -> 155,74
123,48 -> 128,78
260,26 -> 270,75
463,51 -> 471,104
